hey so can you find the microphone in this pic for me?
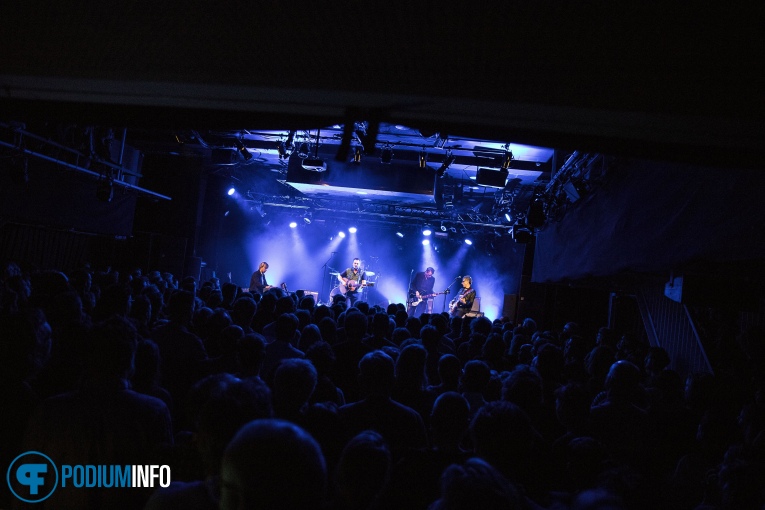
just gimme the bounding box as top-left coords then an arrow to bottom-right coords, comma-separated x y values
455,275 -> 462,279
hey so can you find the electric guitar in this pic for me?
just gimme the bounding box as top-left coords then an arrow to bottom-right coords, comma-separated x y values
409,289 -> 450,307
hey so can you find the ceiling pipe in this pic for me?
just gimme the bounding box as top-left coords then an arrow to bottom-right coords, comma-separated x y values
0,139 -> 172,201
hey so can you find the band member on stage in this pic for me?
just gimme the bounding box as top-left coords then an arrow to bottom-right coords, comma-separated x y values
449,275 -> 476,318
249,262 -> 272,295
407,266 -> 436,317
337,257 -> 367,307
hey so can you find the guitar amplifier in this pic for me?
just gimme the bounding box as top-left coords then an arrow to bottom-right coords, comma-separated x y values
465,297 -> 482,317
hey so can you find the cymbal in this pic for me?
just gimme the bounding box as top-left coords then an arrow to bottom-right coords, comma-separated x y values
330,272 -> 341,276
365,271 -> 375,276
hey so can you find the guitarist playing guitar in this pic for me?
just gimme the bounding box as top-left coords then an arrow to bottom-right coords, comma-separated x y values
337,257 -> 367,307
449,275 -> 476,318
407,266 -> 437,317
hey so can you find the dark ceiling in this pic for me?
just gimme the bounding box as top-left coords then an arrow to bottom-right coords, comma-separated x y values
1,3 -> 763,238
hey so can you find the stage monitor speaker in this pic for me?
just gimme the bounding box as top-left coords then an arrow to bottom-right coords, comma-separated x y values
475,168 -> 509,187
502,294 -> 517,322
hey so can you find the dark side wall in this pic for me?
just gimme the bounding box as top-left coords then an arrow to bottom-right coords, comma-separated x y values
532,159 -> 765,283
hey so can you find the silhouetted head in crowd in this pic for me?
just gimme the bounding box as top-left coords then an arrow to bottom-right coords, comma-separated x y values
644,346 -> 671,379
231,296 -> 257,329
0,307 -> 52,382
431,457 -> 521,510
470,400 -> 538,480
391,327 -> 412,346
421,324 -> 441,351
221,282 -> 238,307
298,294 -> 315,313
430,391 -> 471,448
435,354 -> 463,389
395,343 -> 428,391
298,323 -> 322,352
470,316 -> 493,337
460,360 -> 491,393
502,365 -> 544,412
166,290 -> 195,325
344,310 -> 368,342
274,313 -> 299,343
274,295 -> 295,317
237,333 -> 266,378
83,315 -> 138,382
316,315 -> 337,344
333,430 -> 391,510
273,358 -> 317,418
220,419 -> 326,510
358,350 -> 396,398
603,360 -> 642,400
93,283 -> 131,320
190,374 -> 273,477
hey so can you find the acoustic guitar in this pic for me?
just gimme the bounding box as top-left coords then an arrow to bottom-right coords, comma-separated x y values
338,281 -> 374,295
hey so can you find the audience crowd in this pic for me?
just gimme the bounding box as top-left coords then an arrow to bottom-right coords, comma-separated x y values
1,260 -> 764,509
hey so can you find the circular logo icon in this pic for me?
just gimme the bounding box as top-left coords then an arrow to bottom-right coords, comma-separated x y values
6,451 -> 58,503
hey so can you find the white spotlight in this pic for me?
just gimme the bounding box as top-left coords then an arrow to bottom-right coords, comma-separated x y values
423,228 -> 432,236
422,239 -> 430,246
227,187 -> 235,196
464,238 -> 473,245
396,232 -> 404,238
289,221 -> 297,228
338,231 -> 346,238
349,227 -> 357,234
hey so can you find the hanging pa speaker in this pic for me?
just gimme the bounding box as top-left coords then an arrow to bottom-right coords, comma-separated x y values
475,168 -> 509,187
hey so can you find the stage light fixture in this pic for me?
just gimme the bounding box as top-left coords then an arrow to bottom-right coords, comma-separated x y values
297,142 -> 311,158
303,212 -> 312,224
440,222 -> 447,232
285,130 -> 295,149
464,239 -> 473,245
422,239 -> 430,246
352,146 -> 362,164
227,187 -> 236,196
277,141 -> 288,159
289,221 -> 297,228
349,227 -> 357,233
338,231 -> 346,238
422,227 -> 432,236
380,145 -> 393,164
501,150 -> 514,170
235,139 -> 253,161
436,152 -> 456,177
396,232 -> 404,238
504,212 -> 513,222
419,150 -> 428,169
512,220 -> 534,244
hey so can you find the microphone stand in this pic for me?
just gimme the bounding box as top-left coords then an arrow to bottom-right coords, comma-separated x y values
443,276 -> 462,313
407,269 -> 415,307
321,252 -> 337,305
